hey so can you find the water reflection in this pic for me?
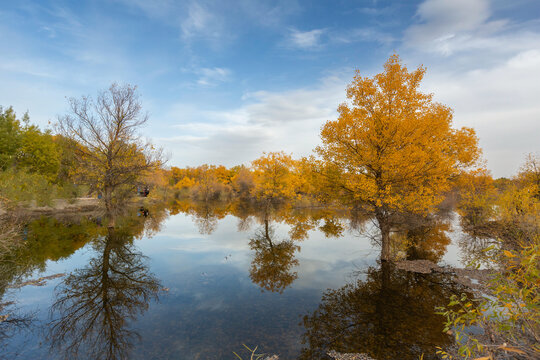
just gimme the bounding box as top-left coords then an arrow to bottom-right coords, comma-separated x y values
0,217 -> 101,296
249,217 -> 300,293
300,263 -> 470,360
398,215 -> 452,263
0,301 -> 35,356
47,220 -> 161,360
0,199 -> 474,359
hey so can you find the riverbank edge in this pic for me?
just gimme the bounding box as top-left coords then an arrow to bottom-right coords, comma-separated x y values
0,196 -> 166,220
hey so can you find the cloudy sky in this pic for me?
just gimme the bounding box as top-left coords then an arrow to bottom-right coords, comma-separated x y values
1,0 -> 539,177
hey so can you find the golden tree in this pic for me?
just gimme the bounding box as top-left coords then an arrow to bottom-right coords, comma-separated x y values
251,151 -> 300,202
316,55 -> 481,261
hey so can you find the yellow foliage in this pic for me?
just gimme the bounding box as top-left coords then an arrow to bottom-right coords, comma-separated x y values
251,151 -> 301,201
174,176 -> 197,190
317,54 -> 481,216
457,169 -> 497,226
495,157 -> 540,241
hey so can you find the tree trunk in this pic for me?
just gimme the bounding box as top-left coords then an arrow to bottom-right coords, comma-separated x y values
376,209 -> 391,262
104,186 -> 113,213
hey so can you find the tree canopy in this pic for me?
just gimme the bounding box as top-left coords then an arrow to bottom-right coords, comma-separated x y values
58,83 -> 163,211
316,54 -> 481,260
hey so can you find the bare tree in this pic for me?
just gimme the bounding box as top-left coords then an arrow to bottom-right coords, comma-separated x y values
58,84 -> 164,211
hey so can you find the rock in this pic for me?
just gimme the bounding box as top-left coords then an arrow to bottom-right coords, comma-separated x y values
395,259 -> 440,274
328,350 -> 376,360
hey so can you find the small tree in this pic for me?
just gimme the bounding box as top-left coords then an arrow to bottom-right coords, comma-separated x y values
58,84 -> 163,211
316,55 -> 481,261
251,151 -> 300,202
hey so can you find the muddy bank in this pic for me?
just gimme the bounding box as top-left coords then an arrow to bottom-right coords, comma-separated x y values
394,259 -> 493,292
0,197 -> 100,219
0,196 -> 166,220
262,351 -> 375,360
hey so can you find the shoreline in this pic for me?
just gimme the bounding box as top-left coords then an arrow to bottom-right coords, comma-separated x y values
0,196 -> 167,220
0,197 -> 101,219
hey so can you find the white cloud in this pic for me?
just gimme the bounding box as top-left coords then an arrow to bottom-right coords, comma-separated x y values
285,26 -> 394,51
287,29 -> 326,49
405,0 -> 500,55
157,74 -> 348,167
402,0 -> 540,177
420,50 -> 540,177
181,2 -> 221,41
196,67 -> 232,86
332,27 -> 395,45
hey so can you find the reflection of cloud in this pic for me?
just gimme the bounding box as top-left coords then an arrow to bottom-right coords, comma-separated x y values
156,214 -> 377,290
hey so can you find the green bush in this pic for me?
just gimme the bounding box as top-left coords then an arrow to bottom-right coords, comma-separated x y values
0,168 -> 56,207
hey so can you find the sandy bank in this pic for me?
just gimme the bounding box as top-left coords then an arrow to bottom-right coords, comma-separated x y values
0,197 -> 100,219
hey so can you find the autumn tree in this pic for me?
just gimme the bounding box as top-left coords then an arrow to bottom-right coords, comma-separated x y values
251,151 -> 300,202
316,55 -> 481,261
58,84 -> 163,211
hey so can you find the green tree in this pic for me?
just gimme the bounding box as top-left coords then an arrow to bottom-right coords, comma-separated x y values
18,126 -> 60,182
0,106 -> 61,180
0,106 -> 24,170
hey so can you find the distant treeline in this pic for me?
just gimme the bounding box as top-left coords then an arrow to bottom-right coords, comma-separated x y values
168,151 -> 314,203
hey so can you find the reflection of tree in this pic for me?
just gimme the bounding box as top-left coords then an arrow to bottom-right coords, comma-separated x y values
48,224 -> 160,360
249,219 -> 299,293
169,199 -> 223,235
191,202 -> 219,235
0,301 -> 34,355
403,219 -> 452,263
457,233 -> 498,268
368,213 -> 453,262
318,216 -> 345,238
300,263 -> 469,360
0,217 -> 100,301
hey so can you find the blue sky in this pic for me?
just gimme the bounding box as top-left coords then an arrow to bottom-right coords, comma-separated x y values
1,0 -> 539,177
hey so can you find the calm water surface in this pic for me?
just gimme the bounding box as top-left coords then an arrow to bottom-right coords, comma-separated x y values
0,202 -> 473,359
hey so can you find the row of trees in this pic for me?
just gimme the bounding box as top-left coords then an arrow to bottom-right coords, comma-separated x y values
169,152 -> 309,203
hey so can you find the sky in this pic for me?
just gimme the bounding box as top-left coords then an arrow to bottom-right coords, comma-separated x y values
0,0 -> 539,177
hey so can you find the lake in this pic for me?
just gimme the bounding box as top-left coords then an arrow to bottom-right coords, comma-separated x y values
0,200 -> 473,359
